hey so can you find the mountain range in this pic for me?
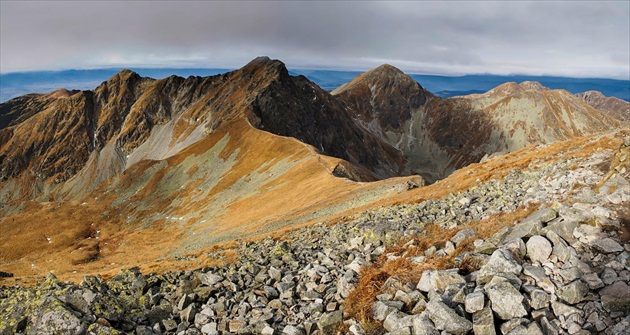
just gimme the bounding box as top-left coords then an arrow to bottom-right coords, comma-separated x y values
3,66 -> 629,104
0,56 -> 628,283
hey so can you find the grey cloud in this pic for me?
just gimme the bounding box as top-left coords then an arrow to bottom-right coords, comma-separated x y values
1,1 -> 628,79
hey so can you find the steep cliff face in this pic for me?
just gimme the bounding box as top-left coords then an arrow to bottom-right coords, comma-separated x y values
246,58 -> 404,178
334,69 -> 624,182
332,64 -> 430,132
0,91 -> 94,183
576,90 -> 630,122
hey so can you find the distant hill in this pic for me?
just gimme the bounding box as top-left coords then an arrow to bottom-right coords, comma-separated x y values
2,68 -> 628,103
410,73 -> 630,102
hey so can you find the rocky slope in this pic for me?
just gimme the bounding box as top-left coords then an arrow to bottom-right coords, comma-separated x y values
334,68 -> 624,182
576,90 -> 630,123
1,130 -> 628,335
1,57 -> 629,335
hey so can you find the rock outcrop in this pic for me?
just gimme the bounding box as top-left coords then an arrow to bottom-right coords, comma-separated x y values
576,90 -> 630,123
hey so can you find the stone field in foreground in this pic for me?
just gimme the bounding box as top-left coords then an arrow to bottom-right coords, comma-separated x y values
1,135 -> 629,334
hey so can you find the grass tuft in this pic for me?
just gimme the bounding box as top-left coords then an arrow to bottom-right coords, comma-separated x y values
343,204 -> 539,325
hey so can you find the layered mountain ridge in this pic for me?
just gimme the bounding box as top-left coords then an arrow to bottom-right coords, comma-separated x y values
0,57 -> 407,203
1,57 -> 625,196
333,66 -> 624,182
0,57 -> 627,284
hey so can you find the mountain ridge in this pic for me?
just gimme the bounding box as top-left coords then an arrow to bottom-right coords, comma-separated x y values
0,56 -> 627,284
333,65 -> 624,182
3,68 -> 629,104
1,57 -> 406,203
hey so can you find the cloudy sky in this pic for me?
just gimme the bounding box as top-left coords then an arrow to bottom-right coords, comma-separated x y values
1,1 -> 629,79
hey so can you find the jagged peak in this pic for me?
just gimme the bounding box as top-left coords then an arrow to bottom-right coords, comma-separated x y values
358,64 -> 416,85
519,81 -> 547,91
112,69 -> 140,80
493,81 -> 521,92
368,63 -> 406,76
488,81 -> 554,97
94,69 -> 144,94
241,56 -> 289,78
487,82 -> 526,96
332,63 -> 420,95
577,90 -> 606,100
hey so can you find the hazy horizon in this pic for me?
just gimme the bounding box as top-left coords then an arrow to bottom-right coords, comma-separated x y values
2,64 -> 629,103
1,1 -> 629,80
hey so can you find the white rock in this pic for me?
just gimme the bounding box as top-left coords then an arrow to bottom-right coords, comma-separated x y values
485,281 -> 527,320
526,235 -> 552,263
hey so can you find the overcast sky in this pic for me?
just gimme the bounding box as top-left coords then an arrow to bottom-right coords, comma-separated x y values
1,1 -> 629,79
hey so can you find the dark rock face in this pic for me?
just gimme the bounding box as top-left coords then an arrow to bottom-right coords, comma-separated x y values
0,91 -> 95,182
247,58 -> 404,178
332,64 -> 430,131
333,68 -> 497,182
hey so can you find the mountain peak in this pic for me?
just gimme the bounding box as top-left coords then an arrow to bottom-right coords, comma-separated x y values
577,90 -> 606,100
241,56 -> 288,77
519,81 -> 547,91
369,64 -> 406,76
577,90 -> 630,122
114,68 -> 139,80
489,81 -> 542,96
96,69 -> 142,90
332,63 -> 421,96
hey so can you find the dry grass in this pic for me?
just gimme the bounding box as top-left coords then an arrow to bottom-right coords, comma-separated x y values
343,204 -> 539,327
0,128 -> 624,287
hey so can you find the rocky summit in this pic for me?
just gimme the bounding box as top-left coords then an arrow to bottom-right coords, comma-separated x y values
1,57 -> 629,334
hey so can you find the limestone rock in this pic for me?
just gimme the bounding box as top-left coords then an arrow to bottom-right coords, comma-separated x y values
425,299 -> 472,335
317,310 -> 343,334
590,238 -> 624,253
600,281 -> 630,313
526,235 -> 552,263
556,280 -> 588,305
411,314 -> 439,335
464,291 -> 485,313
528,289 -> 550,310
417,269 -> 466,293
472,305 -> 496,335
27,299 -> 86,335
485,281 -> 527,320
477,249 -> 523,283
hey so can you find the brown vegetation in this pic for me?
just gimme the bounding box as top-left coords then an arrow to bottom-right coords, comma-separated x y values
343,205 -> 539,328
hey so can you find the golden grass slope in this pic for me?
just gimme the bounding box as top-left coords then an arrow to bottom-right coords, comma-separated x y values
0,116 -> 418,285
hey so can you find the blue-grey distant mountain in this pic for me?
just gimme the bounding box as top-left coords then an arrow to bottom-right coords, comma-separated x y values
0,68 -> 230,103
411,74 -> 630,102
2,68 -> 628,103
